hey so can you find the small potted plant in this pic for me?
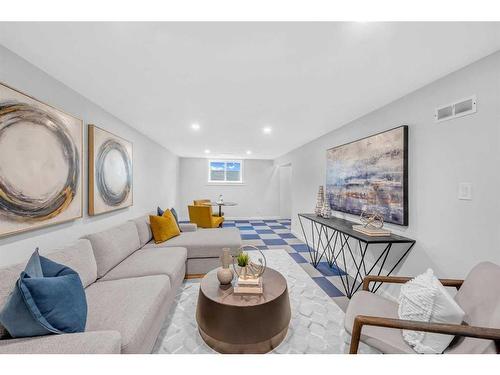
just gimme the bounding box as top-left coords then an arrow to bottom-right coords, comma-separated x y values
236,252 -> 250,279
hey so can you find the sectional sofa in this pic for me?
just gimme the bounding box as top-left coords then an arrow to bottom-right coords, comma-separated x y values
0,215 -> 241,354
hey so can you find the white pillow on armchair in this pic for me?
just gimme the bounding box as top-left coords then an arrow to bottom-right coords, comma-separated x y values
398,269 -> 465,354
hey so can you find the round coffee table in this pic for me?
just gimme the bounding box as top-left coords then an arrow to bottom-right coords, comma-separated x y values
196,267 -> 291,354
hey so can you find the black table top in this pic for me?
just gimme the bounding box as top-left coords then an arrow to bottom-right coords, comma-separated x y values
298,213 -> 415,244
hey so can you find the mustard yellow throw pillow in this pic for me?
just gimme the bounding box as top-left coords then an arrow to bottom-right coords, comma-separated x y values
149,210 -> 180,244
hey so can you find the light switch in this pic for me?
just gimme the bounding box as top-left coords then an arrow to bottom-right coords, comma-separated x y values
458,183 -> 472,200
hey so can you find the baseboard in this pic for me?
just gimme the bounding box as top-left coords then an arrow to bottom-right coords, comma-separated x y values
224,216 -> 285,221
185,273 -> 205,279
179,216 -> 287,222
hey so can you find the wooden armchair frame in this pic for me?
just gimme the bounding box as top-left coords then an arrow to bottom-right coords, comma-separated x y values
349,275 -> 500,354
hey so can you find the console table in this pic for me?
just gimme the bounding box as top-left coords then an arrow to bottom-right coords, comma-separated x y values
298,213 -> 416,298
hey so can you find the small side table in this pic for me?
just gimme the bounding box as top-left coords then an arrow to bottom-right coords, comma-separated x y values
203,201 -> 237,217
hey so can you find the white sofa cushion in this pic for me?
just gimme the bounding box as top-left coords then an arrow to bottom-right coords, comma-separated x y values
45,239 -> 97,288
130,215 -> 153,247
83,221 -> 141,278
85,275 -> 170,354
398,269 -> 465,354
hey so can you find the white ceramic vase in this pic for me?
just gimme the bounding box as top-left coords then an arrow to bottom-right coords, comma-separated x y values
217,248 -> 234,285
217,267 -> 234,285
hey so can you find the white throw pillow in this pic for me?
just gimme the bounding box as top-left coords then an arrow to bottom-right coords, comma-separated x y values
398,269 -> 465,354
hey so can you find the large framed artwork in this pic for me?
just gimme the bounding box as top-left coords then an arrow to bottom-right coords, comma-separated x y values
88,125 -> 133,215
326,125 -> 408,226
0,82 -> 83,237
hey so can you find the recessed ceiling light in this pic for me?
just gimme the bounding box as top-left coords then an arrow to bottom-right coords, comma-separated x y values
204,149 -> 210,154
191,123 -> 200,131
262,126 -> 272,134
246,150 -> 252,155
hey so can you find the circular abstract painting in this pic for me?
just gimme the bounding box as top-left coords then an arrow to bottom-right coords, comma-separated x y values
89,125 -> 133,215
0,84 -> 82,237
96,139 -> 132,206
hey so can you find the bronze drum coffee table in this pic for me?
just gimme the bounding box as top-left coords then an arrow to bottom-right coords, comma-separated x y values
196,267 -> 291,354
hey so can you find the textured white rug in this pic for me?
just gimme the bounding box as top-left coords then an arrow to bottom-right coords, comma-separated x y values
152,249 -> 377,354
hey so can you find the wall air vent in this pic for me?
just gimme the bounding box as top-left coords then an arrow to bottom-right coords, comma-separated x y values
435,95 -> 476,123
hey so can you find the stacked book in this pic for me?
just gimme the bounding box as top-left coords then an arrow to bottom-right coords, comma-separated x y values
352,225 -> 391,237
233,276 -> 263,295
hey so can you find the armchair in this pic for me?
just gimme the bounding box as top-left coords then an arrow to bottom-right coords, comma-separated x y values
193,199 -> 223,217
346,262 -> 500,354
188,205 -> 224,228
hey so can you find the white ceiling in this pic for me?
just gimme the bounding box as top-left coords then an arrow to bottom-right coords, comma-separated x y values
1,22 -> 499,159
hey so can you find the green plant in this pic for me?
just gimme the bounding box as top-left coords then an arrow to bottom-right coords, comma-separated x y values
236,252 -> 250,267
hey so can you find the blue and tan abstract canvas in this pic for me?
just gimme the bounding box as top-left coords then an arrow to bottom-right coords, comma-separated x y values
326,126 -> 408,225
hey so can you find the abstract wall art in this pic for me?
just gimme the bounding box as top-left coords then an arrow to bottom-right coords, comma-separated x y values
326,126 -> 408,226
88,125 -> 133,215
0,82 -> 83,237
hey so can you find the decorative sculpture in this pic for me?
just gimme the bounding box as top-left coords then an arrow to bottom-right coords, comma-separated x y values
315,186 -> 324,216
321,199 -> 331,219
360,209 -> 384,229
232,245 -> 267,280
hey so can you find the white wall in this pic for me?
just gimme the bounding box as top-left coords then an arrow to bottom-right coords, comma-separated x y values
279,164 -> 292,219
0,45 -> 179,267
178,158 -> 280,220
274,51 -> 500,287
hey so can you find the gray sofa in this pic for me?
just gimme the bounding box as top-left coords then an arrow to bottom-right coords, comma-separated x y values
0,215 -> 241,354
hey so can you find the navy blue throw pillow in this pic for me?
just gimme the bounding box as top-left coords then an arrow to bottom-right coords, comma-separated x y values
170,207 -> 181,230
0,249 -> 87,338
157,206 -> 164,216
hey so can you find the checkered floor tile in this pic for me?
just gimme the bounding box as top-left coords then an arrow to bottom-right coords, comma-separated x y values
224,218 -> 350,310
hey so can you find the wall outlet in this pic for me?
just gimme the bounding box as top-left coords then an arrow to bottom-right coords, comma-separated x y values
458,182 -> 472,200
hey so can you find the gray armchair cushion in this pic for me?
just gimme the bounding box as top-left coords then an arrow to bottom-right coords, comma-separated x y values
344,290 -> 415,354
0,330 -> 121,354
85,275 -> 171,354
446,262 -> 500,354
83,221 -> 141,278
100,246 -> 187,286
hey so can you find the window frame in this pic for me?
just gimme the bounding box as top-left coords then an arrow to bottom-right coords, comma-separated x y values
207,159 -> 244,184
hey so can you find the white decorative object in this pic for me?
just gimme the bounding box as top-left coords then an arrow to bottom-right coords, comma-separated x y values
217,248 -> 234,285
398,269 -> 465,354
320,200 -> 331,219
232,245 -> 267,280
314,186 -> 324,216
360,210 -> 384,229
232,245 -> 266,295
217,268 -> 233,285
218,194 -> 224,204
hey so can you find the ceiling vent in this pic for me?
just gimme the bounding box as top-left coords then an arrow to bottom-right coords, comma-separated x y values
435,95 -> 476,123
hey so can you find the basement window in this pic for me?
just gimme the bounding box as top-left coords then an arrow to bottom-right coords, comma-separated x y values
208,160 -> 243,183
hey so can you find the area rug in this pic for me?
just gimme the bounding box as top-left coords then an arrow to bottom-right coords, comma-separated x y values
152,249 -> 377,354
